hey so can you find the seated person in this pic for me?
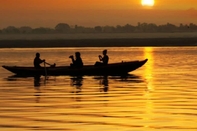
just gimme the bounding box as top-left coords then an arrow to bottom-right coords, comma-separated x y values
95,49 -> 109,66
33,52 -> 45,68
69,52 -> 83,68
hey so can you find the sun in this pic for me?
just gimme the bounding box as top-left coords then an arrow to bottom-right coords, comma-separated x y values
141,0 -> 154,6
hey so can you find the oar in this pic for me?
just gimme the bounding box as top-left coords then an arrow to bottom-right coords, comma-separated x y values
45,62 -> 51,66
45,62 -> 56,67
44,62 -> 48,80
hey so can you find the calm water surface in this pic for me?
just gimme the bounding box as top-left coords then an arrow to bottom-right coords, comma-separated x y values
0,47 -> 197,131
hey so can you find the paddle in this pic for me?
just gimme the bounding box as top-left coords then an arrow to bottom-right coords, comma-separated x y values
44,62 -> 56,67
43,61 -> 56,80
44,62 -> 48,80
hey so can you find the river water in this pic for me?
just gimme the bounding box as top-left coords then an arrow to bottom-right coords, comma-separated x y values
0,47 -> 197,131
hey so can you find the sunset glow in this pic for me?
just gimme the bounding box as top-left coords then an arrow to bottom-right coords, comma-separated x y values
141,0 -> 154,6
0,0 -> 196,28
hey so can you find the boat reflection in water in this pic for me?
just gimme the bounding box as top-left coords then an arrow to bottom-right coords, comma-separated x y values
34,75 -> 41,87
6,74 -> 144,90
100,75 -> 109,92
33,75 -> 43,103
5,74 -> 144,103
94,75 -> 109,92
94,74 -> 144,92
70,75 -> 109,93
70,76 -> 83,93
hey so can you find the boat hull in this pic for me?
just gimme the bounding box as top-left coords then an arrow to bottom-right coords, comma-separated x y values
2,59 -> 148,76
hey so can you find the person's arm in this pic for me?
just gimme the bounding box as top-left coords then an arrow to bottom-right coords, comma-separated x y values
42,59 -> 45,63
99,55 -> 103,61
39,58 -> 45,64
69,55 -> 75,64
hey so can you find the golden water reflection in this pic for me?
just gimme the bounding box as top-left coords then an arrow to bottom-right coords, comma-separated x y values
144,47 -> 154,91
143,47 -> 154,129
2,47 -> 197,130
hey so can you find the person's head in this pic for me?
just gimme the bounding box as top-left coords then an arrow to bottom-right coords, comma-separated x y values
36,53 -> 40,57
75,52 -> 81,58
103,49 -> 107,55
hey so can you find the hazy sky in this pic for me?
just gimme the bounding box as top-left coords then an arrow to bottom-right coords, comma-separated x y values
0,0 -> 197,28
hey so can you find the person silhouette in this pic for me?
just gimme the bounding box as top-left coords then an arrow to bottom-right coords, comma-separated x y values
33,53 -> 45,68
99,49 -> 109,65
69,52 -> 83,68
95,49 -> 109,66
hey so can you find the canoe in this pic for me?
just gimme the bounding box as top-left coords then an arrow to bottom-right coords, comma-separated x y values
2,59 -> 148,76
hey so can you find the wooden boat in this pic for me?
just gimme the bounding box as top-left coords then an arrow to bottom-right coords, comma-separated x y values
2,59 -> 148,76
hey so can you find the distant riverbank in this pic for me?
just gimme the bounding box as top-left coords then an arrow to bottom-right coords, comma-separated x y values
1,32 -> 197,40
0,33 -> 197,48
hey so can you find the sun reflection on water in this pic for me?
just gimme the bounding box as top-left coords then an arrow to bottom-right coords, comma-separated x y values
144,47 -> 154,91
143,47 -> 155,129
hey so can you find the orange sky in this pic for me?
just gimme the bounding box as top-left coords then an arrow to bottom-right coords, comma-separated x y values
0,0 -> 197,28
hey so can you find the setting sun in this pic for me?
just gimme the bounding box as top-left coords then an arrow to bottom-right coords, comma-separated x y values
141,0 -> 154,6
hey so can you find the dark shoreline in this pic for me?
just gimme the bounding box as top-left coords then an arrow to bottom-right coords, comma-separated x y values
0,37 -> 197,48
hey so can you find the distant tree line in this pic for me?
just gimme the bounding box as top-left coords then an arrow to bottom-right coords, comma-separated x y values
0,22 -> 197,34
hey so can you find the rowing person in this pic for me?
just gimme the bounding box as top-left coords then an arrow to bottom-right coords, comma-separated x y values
33,52 -> 45,68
